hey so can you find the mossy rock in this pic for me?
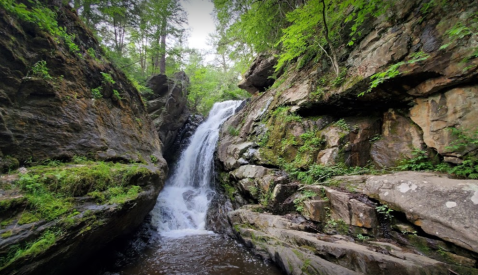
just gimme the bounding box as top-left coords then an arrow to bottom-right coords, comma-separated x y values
0,156 -> 19,173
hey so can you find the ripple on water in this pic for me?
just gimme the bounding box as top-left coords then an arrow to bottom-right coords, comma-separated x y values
104,234 -> 283,275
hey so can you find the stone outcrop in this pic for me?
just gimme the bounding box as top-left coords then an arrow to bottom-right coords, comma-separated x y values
146,72 -> 190,155
227,172 -> 478,275
216,0 -> 478,274
0,3 -> 163,165
238,54 -> 278,94
362,172 -> 478,254
0,164 -> 166,275
0,2 -> 169,274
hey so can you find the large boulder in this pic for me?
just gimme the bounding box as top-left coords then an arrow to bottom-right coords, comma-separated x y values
362,172 -> 478,253
146,72 -> 190,153
371,109 -> 425,167
229,208 -> 454,275
410,85 -> 478,161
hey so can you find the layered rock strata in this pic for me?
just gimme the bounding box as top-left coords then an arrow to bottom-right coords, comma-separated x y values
217,0 -> 478,274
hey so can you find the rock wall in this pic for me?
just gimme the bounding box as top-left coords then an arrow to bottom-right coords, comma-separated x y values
0,2 -> 163,167
0,2 -> 171,274
217,0 -> 478,274
145,72 -> 191,159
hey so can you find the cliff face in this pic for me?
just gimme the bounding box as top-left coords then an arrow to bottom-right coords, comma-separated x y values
0,2 -> 173,274
0,2 -> 163,166
145,72 -> 192,162
217,1 -> 478,274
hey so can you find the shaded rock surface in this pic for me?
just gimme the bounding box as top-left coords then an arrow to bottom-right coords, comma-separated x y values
146,72 -> 190,154
162,114 -> 204,165
0,2 -> 163,165
238,54 -> 278,95
0,164 -> 166,275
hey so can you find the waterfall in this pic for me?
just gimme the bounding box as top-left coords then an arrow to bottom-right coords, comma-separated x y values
150,100 -> 242,238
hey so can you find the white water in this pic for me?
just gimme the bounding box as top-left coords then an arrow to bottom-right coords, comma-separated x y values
151,100 -> 243,238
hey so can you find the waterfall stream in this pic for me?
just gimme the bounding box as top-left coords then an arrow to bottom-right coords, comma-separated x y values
151,100 -> 242,237
79,101 -> 283,275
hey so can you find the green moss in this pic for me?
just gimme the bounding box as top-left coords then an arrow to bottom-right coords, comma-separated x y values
336,219 -> 349,235
1,217 -> 14,228
107,185 -> 141,205
1,231 -> 13,238
0,197 -> 25,214
222,183 -> 236,201
18,211 -> 40,225
0,230 -> 57,270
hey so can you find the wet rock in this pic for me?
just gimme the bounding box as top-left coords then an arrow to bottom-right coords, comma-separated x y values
163,114 -> 204,164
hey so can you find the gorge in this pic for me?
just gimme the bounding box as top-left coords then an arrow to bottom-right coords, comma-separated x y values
0,0 -> 478,274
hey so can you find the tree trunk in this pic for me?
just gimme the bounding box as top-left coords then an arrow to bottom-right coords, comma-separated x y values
159,33 -> 166,74
320,0 -> 340,77
159,18 -> 167,75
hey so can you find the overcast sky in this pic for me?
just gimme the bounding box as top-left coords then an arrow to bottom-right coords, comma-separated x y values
182,0 -> 216,51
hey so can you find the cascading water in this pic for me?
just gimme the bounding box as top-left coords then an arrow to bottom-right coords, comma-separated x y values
81,100 -> 283,275
151,100 -> 243,237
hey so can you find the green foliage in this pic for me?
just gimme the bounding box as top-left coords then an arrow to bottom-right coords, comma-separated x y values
101,72 -> 116,84
30,60 -> 52,80
398,149 -> 434,171
275,0 -> 324,71
185,50 -> 250,115
298,131 -> 323,153
227,126 -> 240,136
293,190 -> 317,212
259,189 -> 273,207
0,230 -> 58,270
222,183 -> 236,201
113,89 -> 122,100
440,22 -> 473,51
331,68 -> 347,87
334,119 -> 349,131
91,86 -> 103,99
257,130 -> 270,148
248,185 -> 258,197
376,204 -> 393,220
0,0 -> 81,56
362,52 -> 430,96
356,233 -> 369,242
213,0 -> 293,62
87,48 -> 98,60
150,155 -> 158,163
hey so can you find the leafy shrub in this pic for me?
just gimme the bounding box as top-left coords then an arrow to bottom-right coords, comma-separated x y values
228,126 -> 240,136
101,72 -> 116,84
398,149 -> 434,171
30,60 -> 52,80
334,119 -> 349,131
91,86 -> 103,99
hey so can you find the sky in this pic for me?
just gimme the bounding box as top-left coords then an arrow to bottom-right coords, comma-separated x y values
181,0 -> 216,51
